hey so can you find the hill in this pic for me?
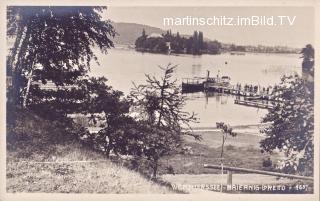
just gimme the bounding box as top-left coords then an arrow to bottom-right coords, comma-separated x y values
111,22 -> 210,46
6,108 -> 175,193
111,22 -> 165,46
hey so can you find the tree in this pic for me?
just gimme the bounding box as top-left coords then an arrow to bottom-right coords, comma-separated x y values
206,40 -> 222,54
192,31 -> 199,54
134,29 -> 221,55
216,122 -> 237,160
301,44 -> 314,79
7,6 -> 115,106
135,29 -> 147,50
96,115 -> 142,158
198,31 -> 204,50
260,74 -> 314,176
142,28 -> 146,38
79,77 -> 133,157
216,122 -> 237,192
130,63 -> 201,178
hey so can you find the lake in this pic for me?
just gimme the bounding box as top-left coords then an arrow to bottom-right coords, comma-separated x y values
90,48 -> 301,128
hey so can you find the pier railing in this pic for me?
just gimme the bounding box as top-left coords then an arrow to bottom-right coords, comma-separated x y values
203,164 -> 314,184
234,99 -> 275,109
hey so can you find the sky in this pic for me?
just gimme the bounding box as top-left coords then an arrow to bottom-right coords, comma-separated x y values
103,6 -> 314,48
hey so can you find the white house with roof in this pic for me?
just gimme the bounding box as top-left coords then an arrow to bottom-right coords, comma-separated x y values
147,33 -> 163,39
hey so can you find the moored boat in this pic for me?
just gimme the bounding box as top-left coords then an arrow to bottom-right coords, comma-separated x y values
182,70 -> 231,93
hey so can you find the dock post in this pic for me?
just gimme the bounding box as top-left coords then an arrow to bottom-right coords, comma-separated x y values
227,171 -> 232,186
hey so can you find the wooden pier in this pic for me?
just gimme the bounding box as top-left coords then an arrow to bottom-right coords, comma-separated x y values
234,99 -> 275,110
182,73 -> 278,110
203,84 -> 273,101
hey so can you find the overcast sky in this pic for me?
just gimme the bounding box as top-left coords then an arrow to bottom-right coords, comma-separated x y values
103,6 -> 314,48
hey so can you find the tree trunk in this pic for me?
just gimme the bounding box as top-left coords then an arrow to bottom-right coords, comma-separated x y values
22,68 -> 33,108
10,25 -> 28,106
220,134 -> 226,158
106,147 -> 111,158
157,77 -> 166,127
152,159 -> 158,179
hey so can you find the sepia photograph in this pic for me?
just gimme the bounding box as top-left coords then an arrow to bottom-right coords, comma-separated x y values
1,0 -> 319,200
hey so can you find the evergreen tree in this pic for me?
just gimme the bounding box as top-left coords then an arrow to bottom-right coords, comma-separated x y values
135,29 -> 147,49
142,28 -> 146,37
198,31 -> 204,50
130,63 -> 201,178
192,31 -> 199,54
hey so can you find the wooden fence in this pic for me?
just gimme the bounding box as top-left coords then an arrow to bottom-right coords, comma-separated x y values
204,164 -> 313,181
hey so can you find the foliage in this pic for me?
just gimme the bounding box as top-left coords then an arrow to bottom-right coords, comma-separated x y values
6,6 -> 123,155
135,30 -> 221,55
216,122 -> 237,159
230,44 -> 246,52
260,74 -> 314,176
205,40 -> 222,54
95,116 -> 143,158
301,44 -> 314,77
6,105 -> 84,153
27,76 -> 126,120
129,63 -> 201,178
7,6 -> 115,106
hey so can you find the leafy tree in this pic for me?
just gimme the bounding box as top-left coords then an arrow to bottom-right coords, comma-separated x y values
216,122 -> 237,191
135,29 -> 220,55
130,63 -> 201,178
301,44 -> 314,78
260,74 -> 314,176
230,44 -> 246,52
176,32 -> 180,39
206,40 -> 222,54
186,37 -> 194,54
216,122 -> 237,160
171,32 -> 184,53
164,30 -> 172,39
80,77 -> 133,157
95,115 -> 142,158
7,6 -> 115,106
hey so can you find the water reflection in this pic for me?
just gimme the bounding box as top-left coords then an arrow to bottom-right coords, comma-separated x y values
183,91 -> 268,127
90,49 -> 300,127
191,64 -> 202,76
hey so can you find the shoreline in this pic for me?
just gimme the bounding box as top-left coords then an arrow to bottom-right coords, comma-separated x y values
186,123 -> 270,136
113,45 -> 300,56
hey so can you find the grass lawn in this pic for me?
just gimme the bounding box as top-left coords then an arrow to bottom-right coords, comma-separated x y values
6,107 -> 177,193
8,108 -> 309,194
157,130 -> 282,175
157,130 -> 313,194
6,142 -> 175,193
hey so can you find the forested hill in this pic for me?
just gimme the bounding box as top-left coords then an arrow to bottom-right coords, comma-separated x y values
111,22 -> 165,45
111,22 -> 210,46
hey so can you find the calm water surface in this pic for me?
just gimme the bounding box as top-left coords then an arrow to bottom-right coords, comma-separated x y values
90,49 -> 301,127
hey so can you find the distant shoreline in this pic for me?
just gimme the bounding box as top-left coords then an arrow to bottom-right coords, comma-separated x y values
113,45 -> 300,56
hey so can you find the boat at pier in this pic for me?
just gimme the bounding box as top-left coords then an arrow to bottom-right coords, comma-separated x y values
182,70 -> 231,93
182,70 -> 277,109
181,77 -> 206,92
